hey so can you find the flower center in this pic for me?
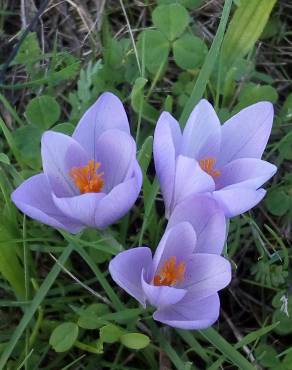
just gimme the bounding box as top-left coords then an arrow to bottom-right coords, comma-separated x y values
199,157 -> 220,177
153,256 -> 186,287
70,160 -> 104,194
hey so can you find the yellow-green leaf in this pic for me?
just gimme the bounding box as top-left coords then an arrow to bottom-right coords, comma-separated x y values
221,0 -> 276,68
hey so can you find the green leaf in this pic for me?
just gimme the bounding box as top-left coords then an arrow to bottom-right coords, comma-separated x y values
99,324 -> 124,343
255,344 -> 280,367
0,153 -> 10,165
265,190 -> 290,217
233,83 -> 278,113
152,4 -> 189,41
137,30 -> 170,75
49,322 -> 79,352
0,225 -> 25,299
52,122 -> 75,135
13,32 -> 41,67
120,333 -> 150,350
173,34 -> 208,69
279,131 -> 292,160
131,77 -> 159,123
26,95 -> 61,130
221,0 -> 277,68
78,304 -> 110,330
14,125 -> 41,168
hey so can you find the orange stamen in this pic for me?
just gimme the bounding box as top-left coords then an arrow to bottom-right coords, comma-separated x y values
153,256 -> 186,287
199,157 -> 220,177
70,160 -> 104,194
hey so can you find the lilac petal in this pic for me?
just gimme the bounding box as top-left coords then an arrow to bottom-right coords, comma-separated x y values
141,272 -> 186,308
41,131 -> 89,197
95,129 -> 136,192
154,112 -> 182,217
213,188 -> 266,218
215,158 -> 277,190
153,293 -> 220,329
152,222 -> 197,275
181,99 -> 221,160
53,192 -> 105,228
182,254 -> 231,300
94,163 -> 142,229
11,174 -> 84,233
172,155 -> 215,209
217,102 -> 274,168
109,247 -> 152,306
73,92 -> 130,157
167,194 -> 226,255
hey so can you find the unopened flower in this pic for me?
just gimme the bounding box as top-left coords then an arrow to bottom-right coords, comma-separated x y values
12,92 -> 142,233
154,100 -> 277,218
109,195 -> 230,329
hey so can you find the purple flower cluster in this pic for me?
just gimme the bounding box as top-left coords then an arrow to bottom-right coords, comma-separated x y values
12,93 -> 277,329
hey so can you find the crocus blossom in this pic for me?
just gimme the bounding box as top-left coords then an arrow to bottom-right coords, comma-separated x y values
154,100 -> 277,218
12,92 -> 142,233
109,194 -> 231,329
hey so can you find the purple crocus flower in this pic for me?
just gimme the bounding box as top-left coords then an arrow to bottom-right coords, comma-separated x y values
109,195 -> 231,329
12,92 -> 142,233
154,100 -> 277,218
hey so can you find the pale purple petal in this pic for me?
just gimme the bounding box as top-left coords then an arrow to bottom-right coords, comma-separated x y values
53,192 -> 105,228
154,112 -> 182,217
172,155 -> 215,209
167,194 -> 226,255
73,92 -> 130,158
215,158 -> 277,190
94,164 -> 142,229
41,131 -> 89,197
213,188 -> 266,217
95,129 -> 136,192
181,99 -> 221,160
182,254 -> 231,300
11,174 -> 84,233
141,272 -> 186,308
153,293 -> 220,329
152,222 -> 197,274
109,247 -> 152,306
217,102 -> 274,168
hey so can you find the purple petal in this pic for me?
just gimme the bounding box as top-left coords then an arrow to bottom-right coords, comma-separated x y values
94,163 -> 142,229
153,293 -> 220,329
73,92 -> 130,158
154,112 -> 182,217
167,194 -> 226,255
217,102 -> 274,168
152,222 -> 197,275
182,254 -> 231,300
172,155 -> 215,209
11,174 -> 84,233
181,99 -> 221,160
215,158 -> 277,190
41,131 -> 89,197
95,129 -> 136,192
141,271 -> 186,308
109,247 -> 152,306
213,188 -> 266,217
53,192 -> 105,228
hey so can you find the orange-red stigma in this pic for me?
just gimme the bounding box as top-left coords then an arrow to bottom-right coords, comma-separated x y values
199,157 -> 220,177
70,160 -> 104,194
153,256 -> 186,287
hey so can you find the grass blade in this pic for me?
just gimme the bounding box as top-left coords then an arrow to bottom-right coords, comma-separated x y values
179,0 -> 233,126
0,243 -> 74,370
199,327 -> 255,370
